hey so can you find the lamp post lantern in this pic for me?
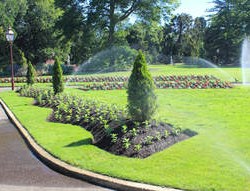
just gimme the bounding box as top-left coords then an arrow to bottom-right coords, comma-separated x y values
6,27 -> 15,91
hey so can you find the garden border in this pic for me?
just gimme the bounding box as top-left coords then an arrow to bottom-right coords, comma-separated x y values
0,99 -> 182,191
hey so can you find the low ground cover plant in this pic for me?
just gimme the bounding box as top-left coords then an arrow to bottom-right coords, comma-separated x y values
19,85 -> 196,158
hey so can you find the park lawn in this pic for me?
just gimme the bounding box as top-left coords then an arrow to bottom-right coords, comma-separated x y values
1,86 -> 250,191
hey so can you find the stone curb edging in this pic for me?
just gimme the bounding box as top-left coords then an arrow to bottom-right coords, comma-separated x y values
0,99 -> 182,191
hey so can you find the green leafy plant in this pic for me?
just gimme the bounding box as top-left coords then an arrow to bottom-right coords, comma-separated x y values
142,120 -> 150,128
130,128 -> 137,137
122,138 -> 131,149
172,127 -> 182,136
122,125 -> 128,134
134,144 -> 142,152
164,130 -> 169,138
104,124 -> 113,135
111,133 -> 118,143
155,132 -> 161,141
145,136 -> 153,145
127,50 -> 157,122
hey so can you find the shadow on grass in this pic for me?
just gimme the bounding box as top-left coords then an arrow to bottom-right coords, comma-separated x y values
65,138 -> 92,147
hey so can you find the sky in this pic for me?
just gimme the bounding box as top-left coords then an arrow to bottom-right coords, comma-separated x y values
174,0 -> 215,18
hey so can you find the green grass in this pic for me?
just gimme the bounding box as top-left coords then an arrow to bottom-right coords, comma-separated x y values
1,86 -> 250,191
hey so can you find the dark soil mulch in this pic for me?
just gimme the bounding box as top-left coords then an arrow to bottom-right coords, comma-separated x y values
91,120 -> 197,158
45,102 -> 197,159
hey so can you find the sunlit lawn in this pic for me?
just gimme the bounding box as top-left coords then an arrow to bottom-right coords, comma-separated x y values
0,65 -> 249,191
1,84 -> 250,191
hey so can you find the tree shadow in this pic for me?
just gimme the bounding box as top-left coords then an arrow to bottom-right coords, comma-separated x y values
65,138 -> 92,147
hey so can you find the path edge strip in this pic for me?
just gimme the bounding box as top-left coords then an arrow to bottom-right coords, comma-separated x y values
0,99 -> 182,191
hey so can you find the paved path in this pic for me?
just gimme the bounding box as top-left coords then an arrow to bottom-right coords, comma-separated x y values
0,90 -> 112,191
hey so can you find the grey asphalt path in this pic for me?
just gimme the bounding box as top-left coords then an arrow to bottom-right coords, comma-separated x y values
0,89 -> 112,191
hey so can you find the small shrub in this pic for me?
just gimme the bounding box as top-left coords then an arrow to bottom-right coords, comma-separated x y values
52,57 -> 64,94
26,61 -> 36,85
127,50 -> 157,122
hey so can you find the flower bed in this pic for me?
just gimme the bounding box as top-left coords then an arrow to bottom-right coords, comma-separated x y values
0,75 -> 222,83
1,75 -> 232,89
19,86 -> 196,158
77,80 -> 232,90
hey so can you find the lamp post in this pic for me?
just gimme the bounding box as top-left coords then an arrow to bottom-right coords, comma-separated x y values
6,27 -> 15,90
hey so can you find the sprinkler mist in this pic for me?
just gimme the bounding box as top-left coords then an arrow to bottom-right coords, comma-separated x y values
241,37 -> 250,85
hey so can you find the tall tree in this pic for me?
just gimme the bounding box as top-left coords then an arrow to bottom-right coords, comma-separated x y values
86,0 -> 178,48
163,13 -> 193,62
186,17 -> 206,58
0,0 -> 27,73
14,0 -> 64,65
205,0 -> 249,65
0,0 -> 27,28
55,0 -> 105,65
126,21 -> 163,63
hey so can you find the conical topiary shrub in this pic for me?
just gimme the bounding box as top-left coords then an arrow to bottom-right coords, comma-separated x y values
52,57 -> 64,94
26,61 -> 36,85
127,50 -> 157,122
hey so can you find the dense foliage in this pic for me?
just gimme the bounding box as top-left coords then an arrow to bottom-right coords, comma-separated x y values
0,0 -> 249,76
52,57 -> 64,94
204,0 -> 250,65
127,51 -> 157,122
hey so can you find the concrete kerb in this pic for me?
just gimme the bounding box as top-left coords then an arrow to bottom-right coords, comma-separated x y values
0,99 -> 182,191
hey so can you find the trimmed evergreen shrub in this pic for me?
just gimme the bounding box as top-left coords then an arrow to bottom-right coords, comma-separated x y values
26,61 -> 35,85
127,50 -> 157,122
52,57 -> 64,94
